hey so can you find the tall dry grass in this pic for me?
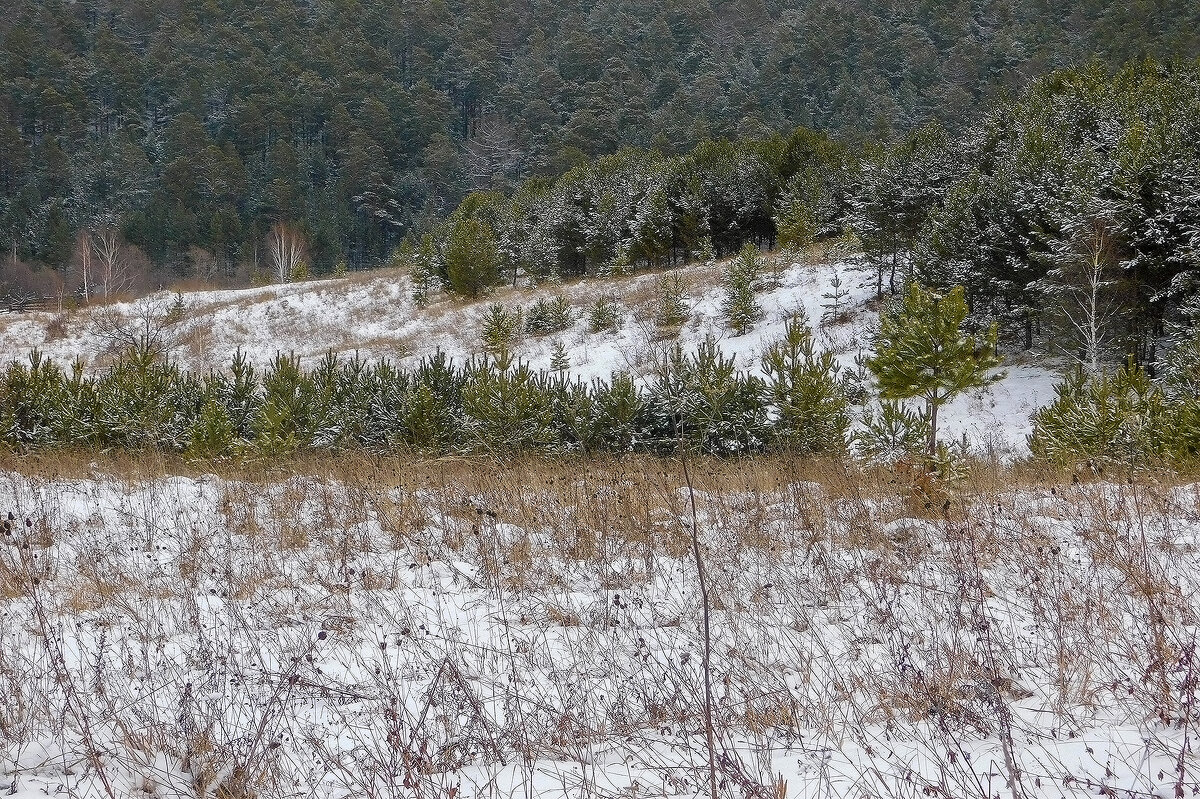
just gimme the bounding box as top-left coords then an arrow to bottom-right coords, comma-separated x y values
1,452 -> 1199,798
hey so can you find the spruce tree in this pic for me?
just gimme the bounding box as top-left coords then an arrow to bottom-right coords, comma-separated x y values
867,283 -> 1003,457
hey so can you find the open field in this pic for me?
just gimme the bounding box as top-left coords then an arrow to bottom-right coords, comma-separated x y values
2,454 -> 1198,798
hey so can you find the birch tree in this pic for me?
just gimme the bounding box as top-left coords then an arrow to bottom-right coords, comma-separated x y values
1035,214 -> 1124,375
268,222 -> 306,283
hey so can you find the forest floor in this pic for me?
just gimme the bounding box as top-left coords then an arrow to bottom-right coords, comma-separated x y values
1,455 -> 1198,799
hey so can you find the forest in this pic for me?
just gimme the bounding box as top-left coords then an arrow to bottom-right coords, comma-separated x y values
1,0 -> 1198,279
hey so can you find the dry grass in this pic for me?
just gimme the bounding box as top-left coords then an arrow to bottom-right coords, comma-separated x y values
4,451 -> 1200,797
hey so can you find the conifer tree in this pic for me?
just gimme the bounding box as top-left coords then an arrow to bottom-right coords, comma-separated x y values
445,218 -> 500,298
409,235 -> 441,307
721,243 -> 764,335
867,283 -> 1003,456
654,273 -> 690,330
588,295 -> 623,333
480,304 -> 522,367
550,339 -> 571,372
761,315 -> 849,453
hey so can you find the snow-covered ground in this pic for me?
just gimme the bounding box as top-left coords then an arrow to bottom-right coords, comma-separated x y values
2,467 -> 1198,799
0,256 -> 1062,457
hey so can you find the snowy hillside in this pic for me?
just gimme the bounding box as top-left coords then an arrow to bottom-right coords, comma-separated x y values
0,257 -> 1061,456
1,466 -> 1198,799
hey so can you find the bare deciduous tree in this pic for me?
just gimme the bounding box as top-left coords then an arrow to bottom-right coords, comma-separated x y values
267,222 -> 306,283
89,293 -> 187,359
92,227 -> 131,299
1038,215 -> 1124,375
74,230 -> 93,302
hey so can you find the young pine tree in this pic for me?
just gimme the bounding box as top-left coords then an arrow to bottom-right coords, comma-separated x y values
549,339 -> 571,372
480,304 -> 522,368
409,235 -> 441,307
445,218 -> 500,297
654,273 -> 690,330
588,295 -> 623,333
867,283 -> 1003,456
761,315 -> 850,454
721,243 -> 764,336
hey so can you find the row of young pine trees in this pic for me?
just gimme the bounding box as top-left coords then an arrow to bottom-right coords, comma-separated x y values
3,280 -> 1200,465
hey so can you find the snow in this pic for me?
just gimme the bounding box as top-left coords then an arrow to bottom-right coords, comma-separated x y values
0,257 -> 1065,457
2,470 -> 1199,798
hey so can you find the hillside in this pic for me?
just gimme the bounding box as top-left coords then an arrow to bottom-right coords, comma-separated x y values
4,0 -> 1197,273
0,253 -> 1058,457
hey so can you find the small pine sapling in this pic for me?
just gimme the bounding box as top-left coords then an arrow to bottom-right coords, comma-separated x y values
409,235 -> 442,307
721,243 -> 764,336
853,400 -> 932,461
588,295 -> 623,333
525,296 -> 573,335
480,304 -> 522,367
549,339 -> 571,372
761,314 -> 850,454
820,270 -> 850,325
655,273 -> 690,330
288,260 -> 311,282
1029,360 -> 1169,467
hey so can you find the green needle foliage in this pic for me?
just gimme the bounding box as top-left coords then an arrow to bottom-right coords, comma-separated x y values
760,314 -> 850,454
867,283 -> 1003,456
721,243 -> 765,336
1029,360 -> 1178,467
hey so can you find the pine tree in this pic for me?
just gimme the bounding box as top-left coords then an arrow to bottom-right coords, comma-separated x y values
550,339 -> 570,372
525,296 -> 573,335
760,315 -> 849,453
853,401 -> 931,461
445,218 -> 500,298
1029,360 -> 1169,466
867,283 -> 1003,456
721,243 -> 764,336
588,295 -> 623,333
820,271 -> 850,324
480,304 -> 522,367
409,235 -> 441,307
654,273 -> 690,330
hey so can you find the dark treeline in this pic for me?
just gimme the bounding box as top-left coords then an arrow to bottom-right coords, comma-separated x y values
1,0 -> 1197,280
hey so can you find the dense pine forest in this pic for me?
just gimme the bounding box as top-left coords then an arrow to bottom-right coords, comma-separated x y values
2,0 -> 1198,280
